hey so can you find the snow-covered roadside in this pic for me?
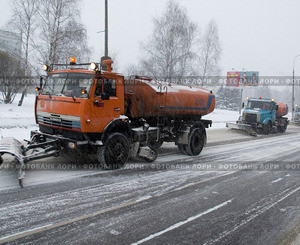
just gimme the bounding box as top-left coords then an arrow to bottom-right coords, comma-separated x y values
0,94 -> 38,141
203,109 -> 240,129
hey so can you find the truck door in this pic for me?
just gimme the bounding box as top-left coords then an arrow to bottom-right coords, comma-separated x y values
91,77 -> 124,132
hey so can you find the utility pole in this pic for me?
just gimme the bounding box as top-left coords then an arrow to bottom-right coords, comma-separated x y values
105,0 -> 108,58
292,54 -> 300,121
101,0 -> 110,70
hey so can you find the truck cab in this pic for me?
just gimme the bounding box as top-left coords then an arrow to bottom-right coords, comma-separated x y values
239,98 -> 288,134
37,59 -> 127,142
242,99 -> 277,125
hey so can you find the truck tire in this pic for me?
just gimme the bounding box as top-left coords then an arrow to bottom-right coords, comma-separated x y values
98,133 -> 129,170
184,128 -> 205,156
178,144 -> 187,154
0,154 -> 3,166
263,123 -> 271,135
149,140 -> 163,150
278,125 -> 287,133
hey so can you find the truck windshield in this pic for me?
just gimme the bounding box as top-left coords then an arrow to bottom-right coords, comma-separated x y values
247,101 -> 272,110
43,73 -> 93,98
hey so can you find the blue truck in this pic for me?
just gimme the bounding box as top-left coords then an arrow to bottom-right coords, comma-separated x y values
227,97 -> 289,136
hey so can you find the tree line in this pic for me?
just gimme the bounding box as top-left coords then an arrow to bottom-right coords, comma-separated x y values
128,1 -> 222,84
0,0 -> 222,104
0,0 -> 90,104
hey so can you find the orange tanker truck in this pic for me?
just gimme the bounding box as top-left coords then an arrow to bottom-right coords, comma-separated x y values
0,58 -> 215,186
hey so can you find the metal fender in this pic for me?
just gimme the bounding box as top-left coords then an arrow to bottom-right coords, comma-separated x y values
262,118 -> 272,125
177,121 -> 207,145
101,117 -> 132,143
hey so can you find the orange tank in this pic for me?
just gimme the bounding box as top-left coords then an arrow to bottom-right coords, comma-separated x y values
276,102 -> 288,117
124,78 -> 215,119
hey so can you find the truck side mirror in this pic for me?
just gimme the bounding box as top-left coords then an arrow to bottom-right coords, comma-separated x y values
39,76 -> 44,88
101,93 -> 110,100
36,76 -> 45,92
242,103 -> 245,108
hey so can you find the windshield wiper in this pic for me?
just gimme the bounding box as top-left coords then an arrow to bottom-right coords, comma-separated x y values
45,92 -> 52,99
61,74 -> 69,94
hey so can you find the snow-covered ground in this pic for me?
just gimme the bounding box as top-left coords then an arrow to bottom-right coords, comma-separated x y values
0,93 -> 38,141
203,109 -> 240,129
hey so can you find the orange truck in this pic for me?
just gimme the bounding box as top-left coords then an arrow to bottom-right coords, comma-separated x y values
0,58 -> 215,186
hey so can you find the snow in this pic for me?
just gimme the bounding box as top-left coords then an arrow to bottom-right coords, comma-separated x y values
203,109 -> 240,129
0,93 -> 38,141
138,79 -> 210,94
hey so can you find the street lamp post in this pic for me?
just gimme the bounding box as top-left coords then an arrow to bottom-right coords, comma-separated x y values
100,0 -> 110,70
105,0 -> 108,58
292,54 -> 300,120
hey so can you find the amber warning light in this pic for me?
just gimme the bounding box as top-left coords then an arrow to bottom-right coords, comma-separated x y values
70,57 -> 76,65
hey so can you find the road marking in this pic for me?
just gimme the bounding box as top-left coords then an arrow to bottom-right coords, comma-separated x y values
0,196 -> 152,244
271,178 -> 283,183
172,171 -> 236,192
131,199 -> 234,245
203,185 -> 300,245
0,172 -> 236,244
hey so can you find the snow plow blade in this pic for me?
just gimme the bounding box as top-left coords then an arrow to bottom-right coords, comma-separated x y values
0,134 -> 61,188
0,137 -> 26,187
226,122 -> 257,137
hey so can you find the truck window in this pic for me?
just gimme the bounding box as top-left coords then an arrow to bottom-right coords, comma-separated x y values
43,73 -> 93,98
95,79 -> 117,97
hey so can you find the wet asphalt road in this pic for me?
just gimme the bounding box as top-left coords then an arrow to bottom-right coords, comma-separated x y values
0,127 -> 300,245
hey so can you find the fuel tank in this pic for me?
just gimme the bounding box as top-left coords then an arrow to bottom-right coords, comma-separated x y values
276,102 -> 288,117
124,78 -> 215,119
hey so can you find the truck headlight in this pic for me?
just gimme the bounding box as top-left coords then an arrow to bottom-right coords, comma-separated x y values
68,142 -> 76,149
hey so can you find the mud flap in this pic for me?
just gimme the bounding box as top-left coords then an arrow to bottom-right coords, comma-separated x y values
0,137 -> 26,187
129,142 -> 157,163
226,122 -> 257,137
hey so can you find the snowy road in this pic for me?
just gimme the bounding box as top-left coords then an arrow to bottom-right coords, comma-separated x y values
0,127 -> 300,244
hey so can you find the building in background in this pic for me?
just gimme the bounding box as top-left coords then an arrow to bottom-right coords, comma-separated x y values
0,29 -> 22,58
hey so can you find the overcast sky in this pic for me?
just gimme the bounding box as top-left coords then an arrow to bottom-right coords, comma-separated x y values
1,0 -> 300,76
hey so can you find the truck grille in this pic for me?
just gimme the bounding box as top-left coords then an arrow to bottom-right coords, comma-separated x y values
37,111 -> 81,130
244,113 -> 257,124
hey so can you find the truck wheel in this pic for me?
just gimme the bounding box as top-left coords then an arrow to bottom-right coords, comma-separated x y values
184,128 -> 205,156
98,133 -> 129,170
278,125 -> 287,133
263,123 -> 271,135
282,125 -> 287,133
149,140 -> 163,150
0,154 -> 3,166
178,144 -> 187,154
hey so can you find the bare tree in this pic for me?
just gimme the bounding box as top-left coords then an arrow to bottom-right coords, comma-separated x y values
123,64 -> 139,78
37,0 -> 90,64
140,0 -> 197,83
0,51 -> 25,104
197,20 -> 222,85
8,0 -> 39,105
57,20 -> 91,64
